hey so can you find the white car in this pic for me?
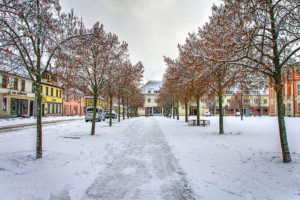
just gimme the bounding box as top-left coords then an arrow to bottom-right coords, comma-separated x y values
205,112 -> 212,117
85,106 -> 105,122
235,111 -> 241,116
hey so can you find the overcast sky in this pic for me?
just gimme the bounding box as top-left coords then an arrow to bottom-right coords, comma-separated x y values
60,0 -> 221,83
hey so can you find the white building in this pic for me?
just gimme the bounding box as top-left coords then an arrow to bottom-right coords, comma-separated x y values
138,81 -> 163,116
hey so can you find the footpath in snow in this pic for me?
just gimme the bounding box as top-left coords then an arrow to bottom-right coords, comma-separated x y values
0,116 -> 299,200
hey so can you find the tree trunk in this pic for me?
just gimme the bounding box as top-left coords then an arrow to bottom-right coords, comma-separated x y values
35,80 -> 43,159
91,93 -> 98,135
218,89 -> 224,134
177,101 -> 179,120
122,98 -> 125,120
275,75 -> 292,163
109,94 -> 112,126
240,92 -> 243,121
197,97 -> 200,126
118,98 -> 121,122
185,102 -> 188,122
172,100 -> 175,119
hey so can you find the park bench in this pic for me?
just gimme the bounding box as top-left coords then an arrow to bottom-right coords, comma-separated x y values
188,119 -> 210,126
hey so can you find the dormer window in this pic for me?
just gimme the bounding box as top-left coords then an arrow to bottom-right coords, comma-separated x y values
148,90 -> 151,94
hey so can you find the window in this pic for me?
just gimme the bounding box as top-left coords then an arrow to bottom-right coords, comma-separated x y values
2,75 -> 8,88
148,90 -> 151,94
283,86 -> 285,96
56,104 -> 58,113
59,104 -> 61,113
21,80 -> 25,91
51,88 -> 53,96
271,104 -> 274,113
297,70 -> 300,77
254,99 -> 260,104
227,99 -> 231,103
47,103 -> 50,113
287,103 -> 291,112
298,103 -> 300,112
32,83 -> 35,92
154,99 -> 157,103
154,90 -> 159,94
298,85 -> 300,96
56,89 -> 58,97
59,90 -> 62,98
13,78 -> 18,90
243,99 -> 250,104
264,99 -> 268,104
271,88 -> 273,98
41,86 -> 43,94
46,87 -> 49,95
148,98 -> 151,103
2,97 -> 7,111
52,103 -> 54,113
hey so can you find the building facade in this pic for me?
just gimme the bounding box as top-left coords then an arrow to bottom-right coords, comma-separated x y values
41,72 -> 63,116
63,89 -> 85,116
138,81 -> 163,116
269,63 -> 300,117
0,71 -> 35,118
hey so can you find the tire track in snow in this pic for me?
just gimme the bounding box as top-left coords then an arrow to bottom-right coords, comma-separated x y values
84,117 -> 195,200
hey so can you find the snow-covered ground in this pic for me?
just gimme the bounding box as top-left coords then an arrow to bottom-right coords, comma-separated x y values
0,116 -> 84,127
159,116 -> 300,200
0,116 -> 299,200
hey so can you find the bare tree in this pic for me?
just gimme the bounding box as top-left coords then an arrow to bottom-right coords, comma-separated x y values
0,0 -> 85,158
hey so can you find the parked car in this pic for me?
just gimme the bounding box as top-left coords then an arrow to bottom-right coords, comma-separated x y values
205,112 -> 212,117
85,106 -> 105,122
104,110 -> 118,119
235,111 -> 241,116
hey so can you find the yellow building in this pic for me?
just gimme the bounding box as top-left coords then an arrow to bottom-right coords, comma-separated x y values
41,72 -> 63,116
0,70 -> 35,118
84,96 -> 107,110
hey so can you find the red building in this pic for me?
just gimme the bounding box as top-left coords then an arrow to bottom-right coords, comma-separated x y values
269,63 -> 300,117
63,89 -> 85,116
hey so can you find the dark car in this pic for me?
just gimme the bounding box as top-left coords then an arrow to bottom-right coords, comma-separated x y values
104,110 -> 118,119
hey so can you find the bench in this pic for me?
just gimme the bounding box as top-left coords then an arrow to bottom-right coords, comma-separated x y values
188,119 -> 210,126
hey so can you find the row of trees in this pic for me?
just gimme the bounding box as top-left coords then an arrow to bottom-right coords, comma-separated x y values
160,0 -> 299,163
0,0 -> 144,159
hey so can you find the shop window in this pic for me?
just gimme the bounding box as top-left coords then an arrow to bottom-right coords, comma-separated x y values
13,78 -> 18,90
46,87 -> 49,95
56,89 -> 58,97
56,104 -> 58,113
52,104 -> 54,113
59,104 -> 61,113
2,97 -> 7,111
2,75 -> 8,88
10,99 -> 17,115
21,80 -> 25,91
